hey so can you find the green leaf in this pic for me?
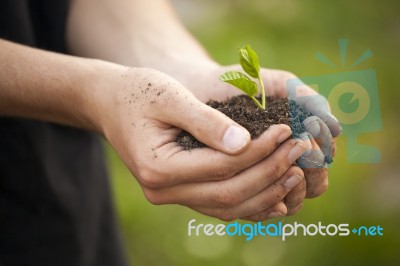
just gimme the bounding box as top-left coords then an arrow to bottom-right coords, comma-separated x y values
219,71 -> 258,96
239,45 -> 260,79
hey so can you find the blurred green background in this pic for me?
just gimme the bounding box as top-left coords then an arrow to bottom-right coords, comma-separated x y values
105,0 -> 400,265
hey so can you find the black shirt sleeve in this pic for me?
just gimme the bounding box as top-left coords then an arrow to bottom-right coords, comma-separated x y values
0,1 -> 128,265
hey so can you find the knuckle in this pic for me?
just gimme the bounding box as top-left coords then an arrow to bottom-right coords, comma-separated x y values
193,108 -> 218,136
201,107 -> 217,121
214,169 -> 234,181
143,189 -> 164,205
268,162 -> 284,180
217,188 -> 241,208
217,209 -> 236,222
210,161 -> 236,181
307,176 -> 329,198
137,166 -> 169,189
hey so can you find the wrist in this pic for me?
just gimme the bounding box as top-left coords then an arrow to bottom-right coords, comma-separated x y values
81,59 -> 129,135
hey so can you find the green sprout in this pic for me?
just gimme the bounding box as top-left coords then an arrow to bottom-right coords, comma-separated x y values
219,45 -> 266,109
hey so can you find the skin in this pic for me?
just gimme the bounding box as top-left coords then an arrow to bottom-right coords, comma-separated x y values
0,0 -> 340,221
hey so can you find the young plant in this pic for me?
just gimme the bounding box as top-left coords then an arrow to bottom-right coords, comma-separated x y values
219,45 -> 266,109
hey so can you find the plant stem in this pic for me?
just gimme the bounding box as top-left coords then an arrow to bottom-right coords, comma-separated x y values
250,96 -> 264,109
258,76 -> 266,109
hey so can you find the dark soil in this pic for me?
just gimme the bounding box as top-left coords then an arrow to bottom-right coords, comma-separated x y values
177,95 -> 311,149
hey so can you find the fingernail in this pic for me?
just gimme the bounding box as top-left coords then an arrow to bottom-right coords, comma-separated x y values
277,127 -> 293,144
268,211 -> 284,219
223,125 -> 249,152
284,174 -> 303,192
288,141 -> 308,163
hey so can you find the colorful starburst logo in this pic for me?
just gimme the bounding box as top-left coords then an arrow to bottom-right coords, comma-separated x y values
287,39 -> 382,163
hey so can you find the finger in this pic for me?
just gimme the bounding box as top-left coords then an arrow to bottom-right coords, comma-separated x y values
259,69 -> 342,137
190,201 -> 288,222
296,135 -> 329,198
141,124 -> 292,188
157,83 -> 251,155
285,178 -> 306,216
144,139 -> 309,207
332,139 -> 337,157
304,167 -> 329,198
303,116 -> 334,163
144,139 -> 307,205
189,166 -> 304,220
286,202 -> 304,217
292,93 -> 342,138
297,132 -> 326,169
242,202 -> 288,222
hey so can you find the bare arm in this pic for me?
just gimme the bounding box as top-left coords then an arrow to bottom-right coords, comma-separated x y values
67,0 -> 339,201
0,39 -> 116,130
0,38 -> 307,221
67,0 -> 217,87
67,0 -> 340,135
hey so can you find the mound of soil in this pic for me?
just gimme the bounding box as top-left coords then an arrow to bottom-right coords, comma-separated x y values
177,95 -> 311,149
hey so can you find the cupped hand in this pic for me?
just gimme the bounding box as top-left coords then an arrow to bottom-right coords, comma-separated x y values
184,64 -> 341,204
95,66 -> 310,221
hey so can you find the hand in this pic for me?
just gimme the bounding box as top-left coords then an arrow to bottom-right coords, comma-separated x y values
183,64 -> 341,203
260,67 -> 341,198
94,66 -> 310,221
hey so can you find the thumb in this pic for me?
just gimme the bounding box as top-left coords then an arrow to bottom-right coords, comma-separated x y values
162,90 -> 251,154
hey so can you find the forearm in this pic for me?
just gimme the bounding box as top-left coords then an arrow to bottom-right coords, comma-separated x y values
67,0 -> 218,88
0,39 -> 121,131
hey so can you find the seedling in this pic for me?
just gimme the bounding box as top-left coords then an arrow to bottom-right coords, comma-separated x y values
220,45 -> 266,109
